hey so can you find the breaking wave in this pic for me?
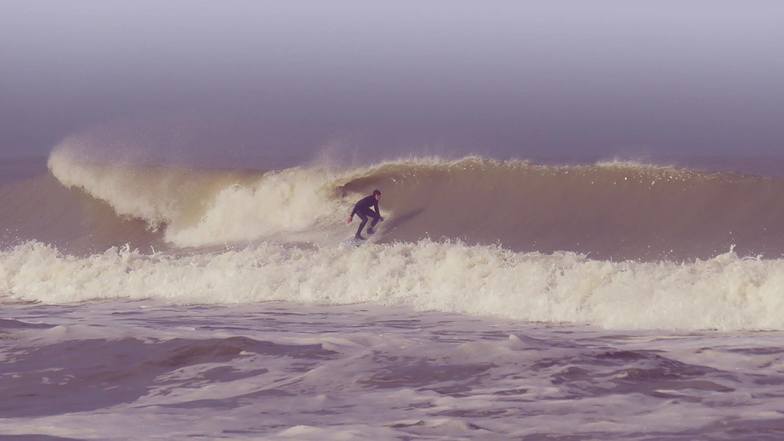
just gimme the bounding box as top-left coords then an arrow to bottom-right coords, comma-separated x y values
2,240 -> 784,331
43,146 -> 784,260
4,146 -> 784,330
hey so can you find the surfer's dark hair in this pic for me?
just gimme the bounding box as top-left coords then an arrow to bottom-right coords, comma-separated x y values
373,189 -> 382,196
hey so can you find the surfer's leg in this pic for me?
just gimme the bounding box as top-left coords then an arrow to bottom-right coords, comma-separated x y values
356,213 -> 369,238
367,212 -> 380,234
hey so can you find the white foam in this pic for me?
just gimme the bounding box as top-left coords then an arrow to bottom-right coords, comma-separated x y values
48,146 -> 356,247
3,240 -> 784,331
165,167 -> 348,247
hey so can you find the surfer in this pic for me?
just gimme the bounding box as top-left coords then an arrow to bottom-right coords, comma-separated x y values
348,189 -> 384,240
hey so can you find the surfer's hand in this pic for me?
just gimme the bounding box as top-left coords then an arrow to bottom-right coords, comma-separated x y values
347,216 -> 353,224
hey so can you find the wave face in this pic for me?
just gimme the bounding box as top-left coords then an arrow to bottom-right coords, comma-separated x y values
3,240 -> 784,331
45,147 -> 784,260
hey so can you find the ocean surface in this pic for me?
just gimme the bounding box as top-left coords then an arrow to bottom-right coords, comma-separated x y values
4,1 -> 784,438
3,146 -> 784,440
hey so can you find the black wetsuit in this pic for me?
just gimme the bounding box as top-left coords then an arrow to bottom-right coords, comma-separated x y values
351,195 -> 382,238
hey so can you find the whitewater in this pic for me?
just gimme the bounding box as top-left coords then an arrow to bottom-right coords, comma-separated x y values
3,146 -> 784,440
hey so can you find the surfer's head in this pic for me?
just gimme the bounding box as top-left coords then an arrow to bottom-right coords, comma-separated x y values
373,189 -> 382,200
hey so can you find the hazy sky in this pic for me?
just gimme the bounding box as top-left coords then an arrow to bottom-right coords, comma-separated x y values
1,0 -> 783,164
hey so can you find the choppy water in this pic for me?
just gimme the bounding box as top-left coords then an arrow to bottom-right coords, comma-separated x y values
3,301 -> 784,440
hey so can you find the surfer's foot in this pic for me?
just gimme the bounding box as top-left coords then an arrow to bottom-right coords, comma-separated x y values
355,235 -> 366,240
367,227 -> 375,235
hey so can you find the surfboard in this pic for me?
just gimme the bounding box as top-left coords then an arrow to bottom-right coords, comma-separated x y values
345,223 -> 380,246
344,230 -> 378,246
344,237 -> 368,247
